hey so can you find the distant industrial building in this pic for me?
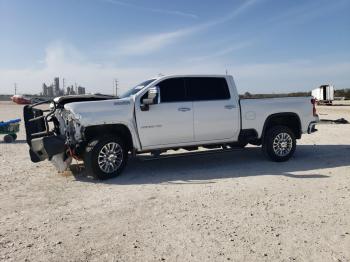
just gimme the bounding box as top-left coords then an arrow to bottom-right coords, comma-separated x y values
77,86 -> 86,95
41,77 -> 86,97
42,83 -> 48,97
54,77 -> 60,96
48,85 -> 54,97
66,86 -> 74,95
66,85 -> 86,95
42,83 -> 54,97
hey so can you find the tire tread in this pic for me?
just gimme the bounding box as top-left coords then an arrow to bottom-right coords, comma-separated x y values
262,125 -> 296,162
84,135 -> 127,180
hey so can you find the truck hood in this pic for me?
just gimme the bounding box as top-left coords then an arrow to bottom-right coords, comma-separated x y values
63,97 -> 134,127
54,94 -> 116,107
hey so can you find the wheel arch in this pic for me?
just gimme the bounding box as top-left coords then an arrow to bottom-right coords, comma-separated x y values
83,124 -> 134,151
262,113 -> 302,140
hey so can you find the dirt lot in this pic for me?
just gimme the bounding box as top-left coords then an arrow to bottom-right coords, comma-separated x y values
1,101 -> 350,262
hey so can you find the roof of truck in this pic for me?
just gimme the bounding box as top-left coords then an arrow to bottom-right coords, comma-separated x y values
156,74 -> 230,79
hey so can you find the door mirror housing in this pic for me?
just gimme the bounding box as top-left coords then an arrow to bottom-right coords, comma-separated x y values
141,86 -> 159,111
147,86 -> 158,101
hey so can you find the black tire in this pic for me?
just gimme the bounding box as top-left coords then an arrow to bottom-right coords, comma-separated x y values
262,125 -> 296,162
84,135 -> 128,180
4,134 -> 14,143
10,134 -> 17,141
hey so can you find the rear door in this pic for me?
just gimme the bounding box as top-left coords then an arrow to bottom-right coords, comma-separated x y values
135,77 -> 194,148
186,77 -> 240,142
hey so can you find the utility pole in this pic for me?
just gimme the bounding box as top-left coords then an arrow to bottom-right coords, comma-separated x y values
14,83 -> 17,95
114,79 -> 118,97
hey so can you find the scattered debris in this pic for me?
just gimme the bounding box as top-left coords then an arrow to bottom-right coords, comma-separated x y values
320,118 -> 349,124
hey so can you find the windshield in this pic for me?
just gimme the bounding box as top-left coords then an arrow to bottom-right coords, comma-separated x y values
119,79 -> 156,98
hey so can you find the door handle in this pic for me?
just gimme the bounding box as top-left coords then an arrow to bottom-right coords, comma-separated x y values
224,105 -> 236,109
178,107 -> 191,112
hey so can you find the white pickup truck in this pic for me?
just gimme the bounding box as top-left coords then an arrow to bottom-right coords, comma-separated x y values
24,75 -> 319,179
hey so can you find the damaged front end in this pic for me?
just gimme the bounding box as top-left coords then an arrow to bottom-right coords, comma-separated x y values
23,94 -> 115,171
23,100 -> 73,171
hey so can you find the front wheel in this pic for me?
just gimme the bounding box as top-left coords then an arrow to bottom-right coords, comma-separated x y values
262,126 -> 296,162
84,136 -> 128,180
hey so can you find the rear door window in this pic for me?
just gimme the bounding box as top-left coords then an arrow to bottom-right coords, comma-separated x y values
186,77 -> 230,101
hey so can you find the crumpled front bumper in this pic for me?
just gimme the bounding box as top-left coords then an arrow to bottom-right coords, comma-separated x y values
24,103 -> 66,162
30,135 -> 66,162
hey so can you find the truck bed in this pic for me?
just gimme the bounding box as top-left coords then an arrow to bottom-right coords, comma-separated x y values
240,96 -> 315,137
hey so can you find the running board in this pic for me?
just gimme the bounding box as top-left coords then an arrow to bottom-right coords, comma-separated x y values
137,147 -> 245,161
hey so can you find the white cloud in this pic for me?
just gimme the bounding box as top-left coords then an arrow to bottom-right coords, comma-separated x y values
266,0 -> 349,27
186,42 -> 253,62
113,0 -> 349,58
1,43 -> 349,95
115,29 -> 192,55
2,1 -> 349,95
113,0 -> 260,56
0,43 -> 156,95
231,61 -> 350,93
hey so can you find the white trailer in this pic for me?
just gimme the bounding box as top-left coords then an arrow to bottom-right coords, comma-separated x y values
312,85 -> 334,105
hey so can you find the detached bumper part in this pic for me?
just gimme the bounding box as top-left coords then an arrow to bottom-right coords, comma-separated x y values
24,103 -> 66,163
30,136 -> 65,162
307,122 -> 318,134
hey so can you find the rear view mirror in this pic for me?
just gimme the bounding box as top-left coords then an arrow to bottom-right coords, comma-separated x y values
141,86 -> 159,111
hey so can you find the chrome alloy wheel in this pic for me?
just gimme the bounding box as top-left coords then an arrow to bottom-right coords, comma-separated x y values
97,142 -> 123,173
272,132 -> 293,157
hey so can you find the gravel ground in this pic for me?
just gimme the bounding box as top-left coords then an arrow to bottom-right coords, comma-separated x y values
0,101 -> 350,262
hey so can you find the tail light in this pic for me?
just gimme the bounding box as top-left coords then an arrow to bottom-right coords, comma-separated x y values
311,98 -> 317,116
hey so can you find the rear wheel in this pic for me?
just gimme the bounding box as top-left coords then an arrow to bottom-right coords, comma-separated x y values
4,134 -> 14,143
84,135 -> 128,180
262,126 -> 296,162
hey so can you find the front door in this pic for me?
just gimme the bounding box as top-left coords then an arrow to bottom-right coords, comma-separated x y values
135,77 -> 194,148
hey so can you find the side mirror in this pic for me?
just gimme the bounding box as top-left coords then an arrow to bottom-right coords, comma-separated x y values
141,86 -> 159,111
147,86 -> 158,101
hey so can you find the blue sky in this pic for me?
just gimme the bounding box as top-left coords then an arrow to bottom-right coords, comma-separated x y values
0,0 -> 349,94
